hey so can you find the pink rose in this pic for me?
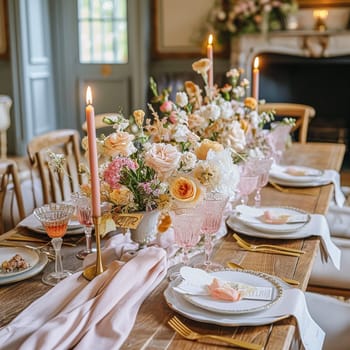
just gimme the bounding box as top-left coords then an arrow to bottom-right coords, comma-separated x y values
144,143 -> 181,180
160,101 -> 173,113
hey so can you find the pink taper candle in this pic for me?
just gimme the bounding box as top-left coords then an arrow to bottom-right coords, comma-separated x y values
207,34 -> 214,95
85,86 -> 101,217
252,56 -> 260,100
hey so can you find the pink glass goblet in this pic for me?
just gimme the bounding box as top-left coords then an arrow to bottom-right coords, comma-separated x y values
169,205 -> 203,278
195,192 -> 229,272
75,195 -> 96,260
246,157 -> 273,207
237,174 -> 258,205
34,203 -> 74,286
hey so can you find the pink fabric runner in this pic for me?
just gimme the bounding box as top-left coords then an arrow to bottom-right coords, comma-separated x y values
0,243 -> 167,350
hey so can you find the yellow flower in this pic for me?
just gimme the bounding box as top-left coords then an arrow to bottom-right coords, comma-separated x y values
192,58 -> 211,75
157,213 -> 172,233
195,139 -> 224,160
244,97 -> 257,110
169,176 -> 199,203
110,186 -> 134,206
133,109 -> 145,128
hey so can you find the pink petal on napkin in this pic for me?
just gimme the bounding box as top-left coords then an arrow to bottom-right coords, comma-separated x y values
207,278 -> 241,301
260,210 -> 290,224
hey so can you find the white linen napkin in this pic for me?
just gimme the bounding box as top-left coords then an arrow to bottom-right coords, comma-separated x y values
323,170 -> 345,207
253,288 -> 325,350
270,165 -> 345,207
231,210 -> 341,270
171,278 -> 325,350
0,239 -> 167,350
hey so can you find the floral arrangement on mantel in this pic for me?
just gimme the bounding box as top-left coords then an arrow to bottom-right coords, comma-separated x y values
207,0 -> 298,44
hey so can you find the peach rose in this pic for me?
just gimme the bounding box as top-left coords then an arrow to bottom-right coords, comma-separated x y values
133,109 -> 145,128
110,186 -> 134,206
195,139 -> 224,160
144,143 -> 181,180
244,97 -> 257,110
103,131 -> 136,157
169,177 -> 198,202
192,58 -> 211,75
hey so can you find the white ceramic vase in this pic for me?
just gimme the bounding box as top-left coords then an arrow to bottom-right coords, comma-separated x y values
129,210 -> 160,247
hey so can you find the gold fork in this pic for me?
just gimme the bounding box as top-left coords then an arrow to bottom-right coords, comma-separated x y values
269,181 -> 315,196
227,261 -> 300,286
168,316 -> 263,350
233,234 -> 305,255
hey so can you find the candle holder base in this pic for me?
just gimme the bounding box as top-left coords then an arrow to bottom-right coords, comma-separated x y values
82,216 -> 104,281
83,264 -> 106,281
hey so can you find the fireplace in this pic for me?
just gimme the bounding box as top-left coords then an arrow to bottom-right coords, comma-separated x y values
259,53 -> 350,145
230,31 -> 350,166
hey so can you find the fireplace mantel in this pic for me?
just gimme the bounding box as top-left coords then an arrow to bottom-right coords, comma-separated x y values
231,30 -> 350,83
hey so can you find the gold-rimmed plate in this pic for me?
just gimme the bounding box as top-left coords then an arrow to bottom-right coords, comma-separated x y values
179,269 -> 283,315
234,205 -> 310,234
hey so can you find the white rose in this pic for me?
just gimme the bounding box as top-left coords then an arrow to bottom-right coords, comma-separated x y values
176,92 -> 188,107
200,104 -> 221,122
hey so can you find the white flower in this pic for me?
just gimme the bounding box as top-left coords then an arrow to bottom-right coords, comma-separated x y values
176,92 -> 188,107
173,124 -> 192,143
200,103 -> 221,122
179,151 -> 197,172
224,121 -> 246,152
219,100 -> 234,119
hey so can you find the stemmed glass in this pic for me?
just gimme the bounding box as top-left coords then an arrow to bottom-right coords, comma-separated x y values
169,205 -> 203,278
75,195 -> 95,259
236,169 -> 258,205
34,203 -> 74,286
246,157 -> 274,207
195,192 -> 229,272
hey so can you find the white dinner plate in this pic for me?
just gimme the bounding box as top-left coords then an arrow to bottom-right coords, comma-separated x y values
164,275 -> 289,326
180,270 -> 283,315
0,247 -> 40,277
269,165 -> 324,183
0,251 -> 48,285
269,176 -> 330,188
234,206 -> 310,234
226,215 -> 313,240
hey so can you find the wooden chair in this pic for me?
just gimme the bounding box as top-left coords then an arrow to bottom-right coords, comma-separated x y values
258,103 -> 316,143
0,159 -> 25,234
27,129 -> 84,204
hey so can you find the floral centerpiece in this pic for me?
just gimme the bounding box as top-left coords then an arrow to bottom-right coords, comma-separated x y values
207,0 -> 298,44
146,57 -> 292,162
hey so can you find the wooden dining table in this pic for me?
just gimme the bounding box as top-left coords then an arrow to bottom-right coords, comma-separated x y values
0,142 -> 346,350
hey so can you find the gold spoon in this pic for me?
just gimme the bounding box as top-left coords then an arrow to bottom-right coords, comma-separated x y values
227,261 -> 300,286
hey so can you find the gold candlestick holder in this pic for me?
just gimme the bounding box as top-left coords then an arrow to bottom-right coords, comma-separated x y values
83,216 -> 105,280
314,9 -> 328,32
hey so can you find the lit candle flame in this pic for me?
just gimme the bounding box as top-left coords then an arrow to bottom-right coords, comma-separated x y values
86,86 -> 93,105
208,34 -> 213,46
254,56 -> 259,70
314,9 -> 328,19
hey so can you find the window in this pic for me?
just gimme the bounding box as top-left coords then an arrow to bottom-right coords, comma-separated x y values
78,0 -> 128,64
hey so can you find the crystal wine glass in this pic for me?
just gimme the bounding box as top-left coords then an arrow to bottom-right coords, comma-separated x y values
34,203 -> 74,286
195,192 -> 229,272
75,195 -> 95,259
169,205 -> 203,278
236,173 -> 258,205
246,157 -> 273,207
